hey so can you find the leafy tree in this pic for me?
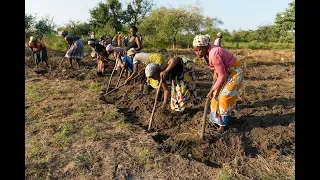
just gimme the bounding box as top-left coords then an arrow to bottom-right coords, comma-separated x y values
89,0 -> 123,33
202,16 -> 223,41
124,0 -> 154,26
25,13 -> 36,39
63,20 -> 92,37
274,1 -> 295,41
25,13 -> 36,31
139,6 -> 204,48
34,15 -> 56,36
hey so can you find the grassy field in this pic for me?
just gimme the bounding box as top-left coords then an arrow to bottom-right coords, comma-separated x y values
25,47 -> 295,179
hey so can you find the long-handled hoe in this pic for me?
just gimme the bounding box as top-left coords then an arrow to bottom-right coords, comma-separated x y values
115,68 -> 124,88
106,58 -> 119,93
148,78 -> 163,131
200,97 -> 211,140
104,73 -> 140,95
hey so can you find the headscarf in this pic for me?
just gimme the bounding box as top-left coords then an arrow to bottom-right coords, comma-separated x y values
127,48 -> 136,56
105,44 -> 113,52
30,36 -> 36,42
193,34 -> 209,47
145,63 -> 160,78
88,40 -> 95,45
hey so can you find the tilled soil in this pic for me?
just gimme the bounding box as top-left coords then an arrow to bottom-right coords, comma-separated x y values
25,48 -> 295,179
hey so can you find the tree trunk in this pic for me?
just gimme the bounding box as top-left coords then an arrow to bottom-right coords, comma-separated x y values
173,34 -> 176,49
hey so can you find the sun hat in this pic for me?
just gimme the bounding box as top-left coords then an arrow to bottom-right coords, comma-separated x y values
127,48 -> 136,56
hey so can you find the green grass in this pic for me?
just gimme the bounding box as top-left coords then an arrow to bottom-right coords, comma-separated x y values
49,123 -> 74,150
81,124 -> 97,138
75,151 -> 96,169
72,112 -> 83,121
134,147 -> 150,164
26,85 -> 48,103
223,41 -> 294,50
88,81 -> 104,90
216,170 -> 234,180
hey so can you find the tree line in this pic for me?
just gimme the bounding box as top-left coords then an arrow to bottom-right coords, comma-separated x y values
25,0 -> 294,49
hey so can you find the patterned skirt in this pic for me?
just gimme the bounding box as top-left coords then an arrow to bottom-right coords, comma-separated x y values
209,59 -> 245,126
169,58 -> 197,112
65,40 -> 84,59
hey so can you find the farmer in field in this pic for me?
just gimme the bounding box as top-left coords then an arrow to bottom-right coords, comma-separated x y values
117,51 -> 134,78
213,32 -> 223,47
123,48 -> 166,93
90,31 -> 96,40
105,44 -> 126,73
28,36 -> 49,68
117,32 -> 123,47
145,56 -> 197,112
59,30 -> 84,68
193,34 -> 245,135
88,39 -> 115,76
125,25 -> 143,52
105,34 -> 112,45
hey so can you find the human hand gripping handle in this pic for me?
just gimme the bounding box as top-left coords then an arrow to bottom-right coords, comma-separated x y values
160,71 -> 168,80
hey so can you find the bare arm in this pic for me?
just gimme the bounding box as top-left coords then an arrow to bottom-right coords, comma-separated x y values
135,36 -> 143,51
160,57 -> 180,79
207,61 -> 227,98
126,63 -> 139,82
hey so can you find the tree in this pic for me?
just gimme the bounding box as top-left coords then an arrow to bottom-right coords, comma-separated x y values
89,0 -> 123,32
274,1 -> 295,41
139,6 -> 204,49
25,14 -> 56,40
25,13 -> 36,31
25,13 -> 36,39
34,15 -> 56,36
202,16 -> 223,40
64,20 -> 92,37
124,0 -> 154,26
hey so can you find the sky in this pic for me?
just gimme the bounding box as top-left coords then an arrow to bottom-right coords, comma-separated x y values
25,0 -> 293,31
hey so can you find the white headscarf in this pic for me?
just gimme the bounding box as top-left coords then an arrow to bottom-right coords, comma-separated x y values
30,36 -> 36,41
88,40 -> 95,45
193,34 -> 209,47
105,44 -> 113,52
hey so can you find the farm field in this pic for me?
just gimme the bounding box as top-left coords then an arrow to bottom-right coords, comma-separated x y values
25,48 -> 295,179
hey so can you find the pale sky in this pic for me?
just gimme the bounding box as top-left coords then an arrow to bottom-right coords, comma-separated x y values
25,0 -> 293,31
